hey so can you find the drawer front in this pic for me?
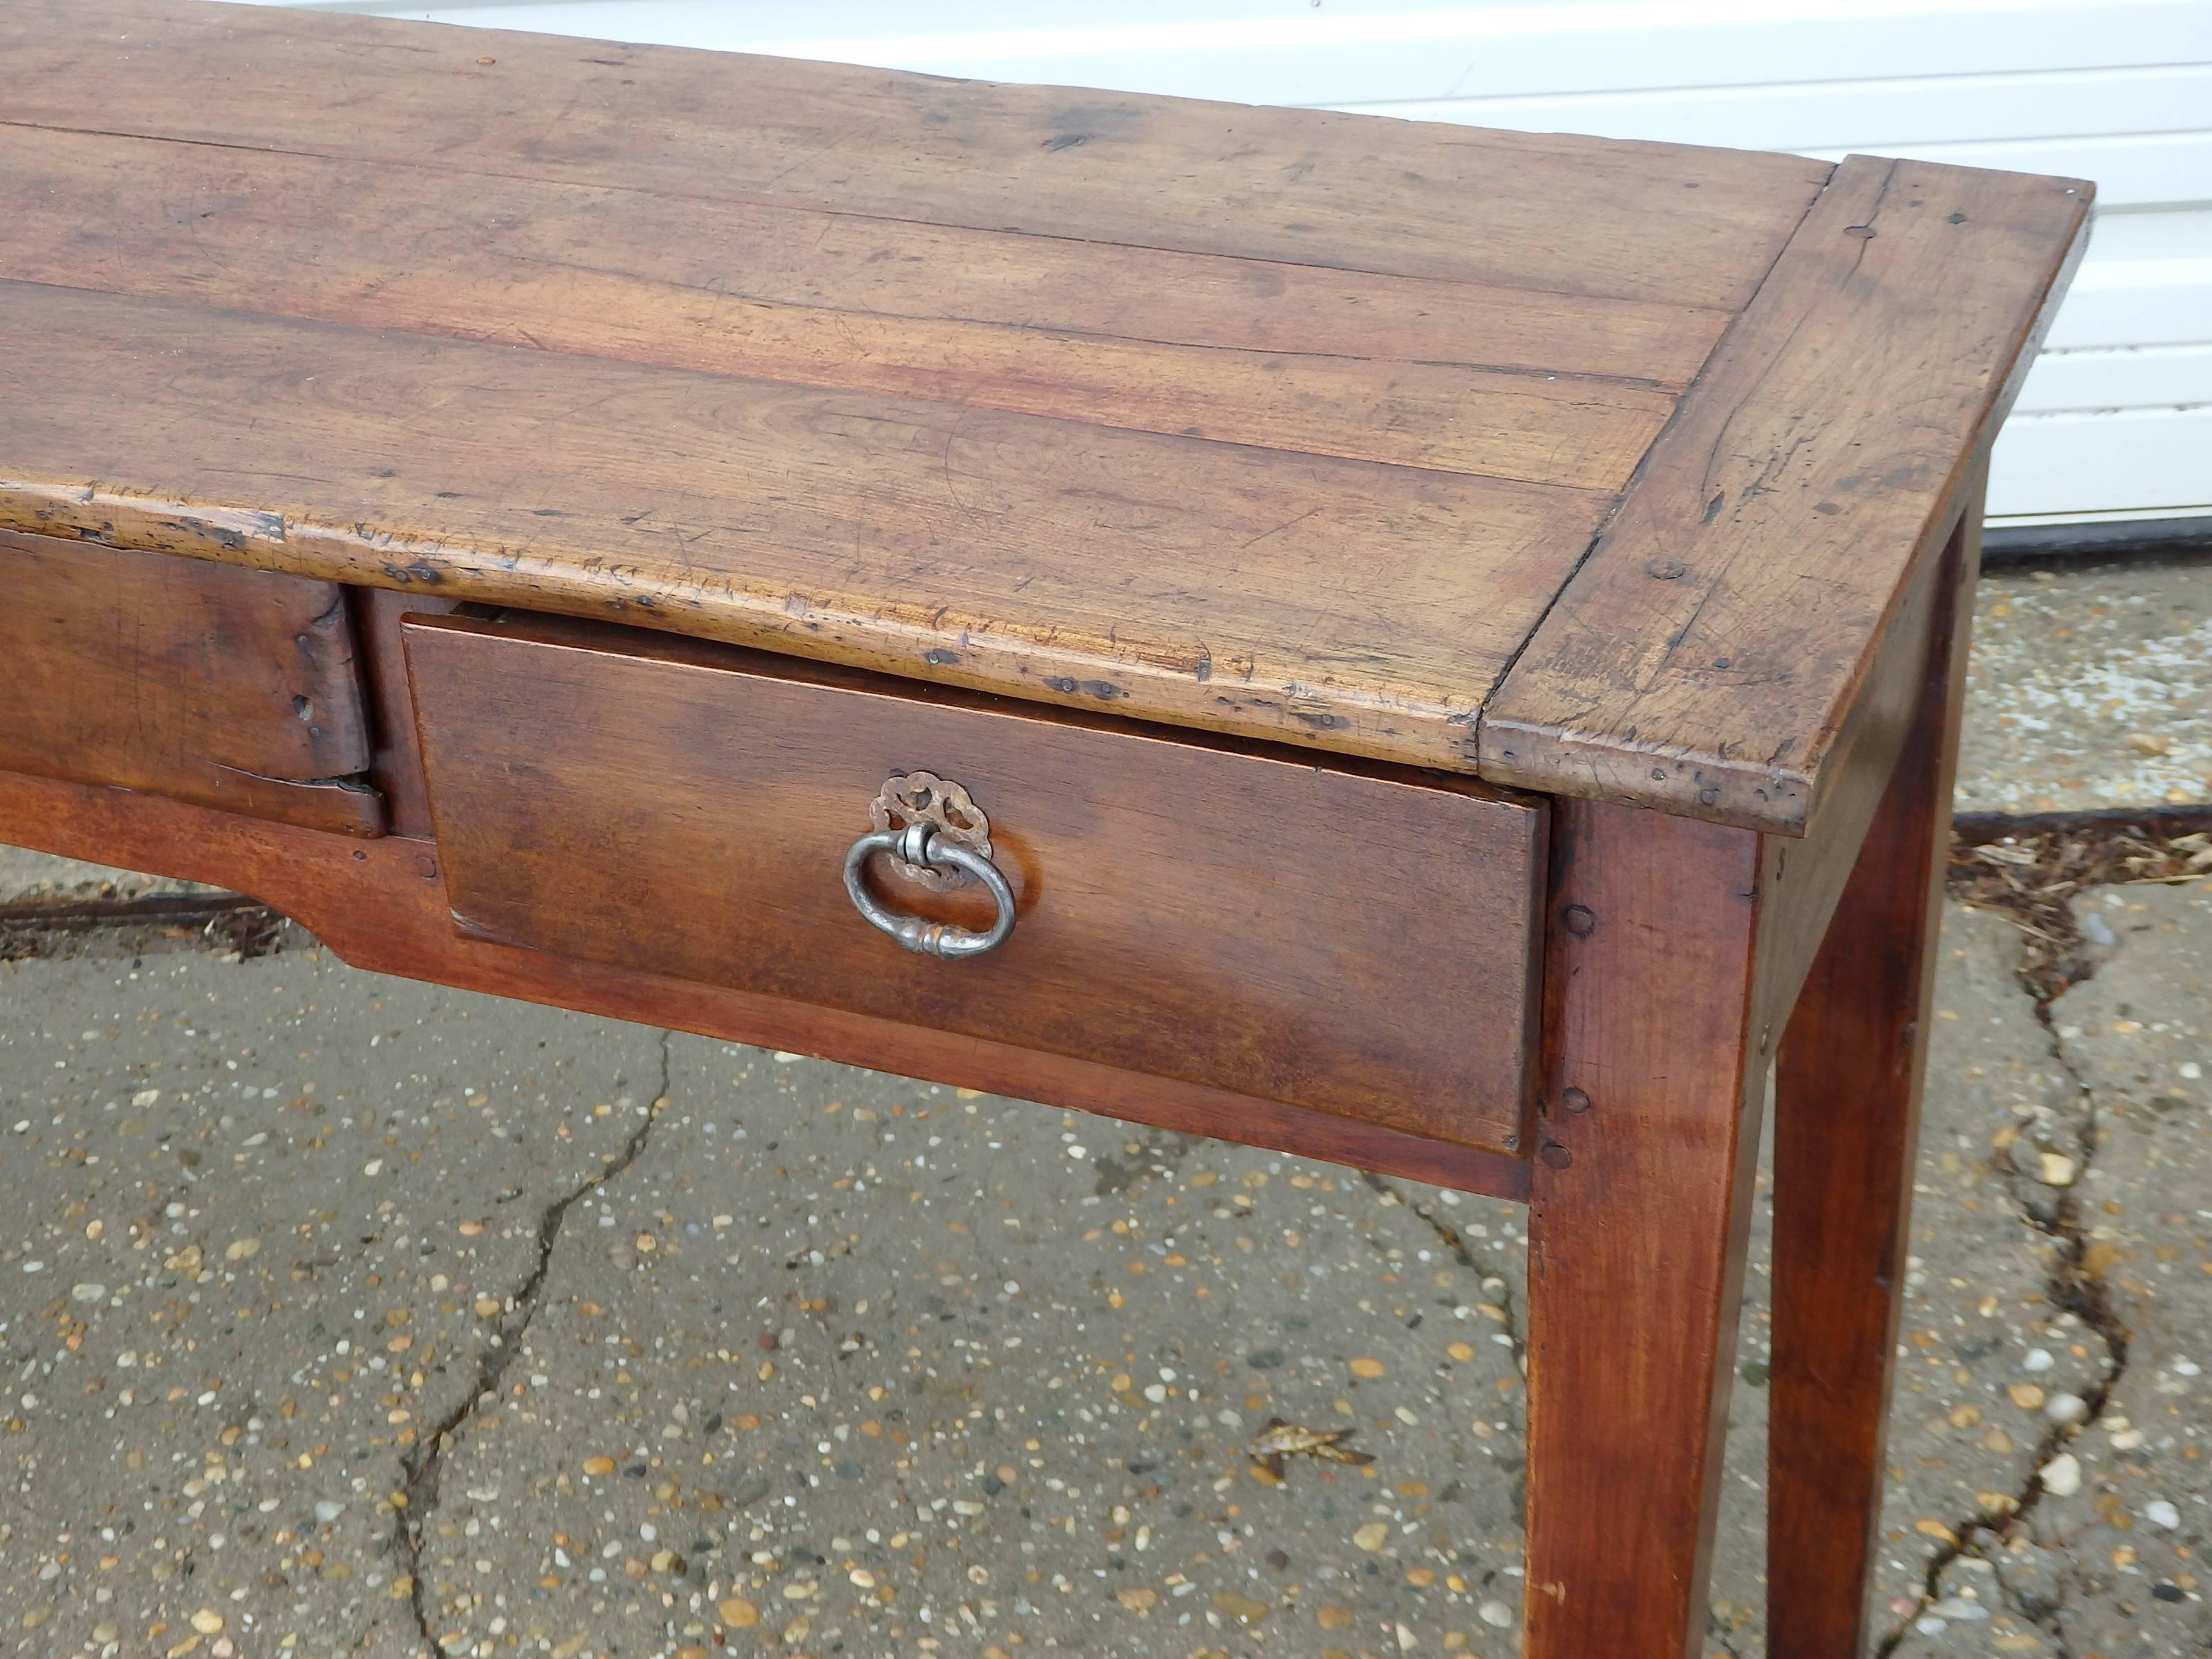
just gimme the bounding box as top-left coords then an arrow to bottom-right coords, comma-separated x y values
405,613 -> 1543,1154
0,531 -> 380,834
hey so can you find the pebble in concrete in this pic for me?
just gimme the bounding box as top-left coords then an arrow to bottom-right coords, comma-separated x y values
418,1038 -> 1530,1659
0,888 -> 2200,1659
2021,883 -> 2209,1655
1958,561 -> 2212,814
1896,882 -> 2212,1657
1866,906 -> 2112,1627
0,948 -> 663,1659
0,848 -> 212,906
1700,907 -> 2112,1658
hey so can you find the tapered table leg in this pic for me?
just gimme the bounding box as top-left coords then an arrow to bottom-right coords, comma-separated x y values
1768,498 -> 1983,1657
1524,799 -> 1774,1659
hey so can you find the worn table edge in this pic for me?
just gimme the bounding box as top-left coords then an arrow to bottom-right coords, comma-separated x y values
0,476 -> 1524,776
1475,153 -> 2093,838
0,762 -> 1537,1201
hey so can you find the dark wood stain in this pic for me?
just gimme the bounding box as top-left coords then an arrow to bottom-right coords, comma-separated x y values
0,4 -> 2092,1648
1525,800 -> 1773,1659
1483,158 -> 2089,833
404,610 -> 1546,1156
0,530 -> 382,834
0,765 -> 1532,1203
1768,487 -> 1984,1655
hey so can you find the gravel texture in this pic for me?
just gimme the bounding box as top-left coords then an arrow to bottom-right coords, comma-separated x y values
0,848 -> 214,906
5,883 -> 2206,1659
0,949 -> 665,1659
2017,884 -> 2209,1656
1890,881 -> 2212,1658
1959,560 -> 2212,815
10,536 -> 2212,1659
409,1044 -> 1532,1659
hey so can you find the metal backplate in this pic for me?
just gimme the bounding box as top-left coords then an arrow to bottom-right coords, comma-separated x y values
868,771 -> 992,892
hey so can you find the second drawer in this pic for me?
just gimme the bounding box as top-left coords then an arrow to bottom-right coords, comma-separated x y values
404,612 -> 1543,1155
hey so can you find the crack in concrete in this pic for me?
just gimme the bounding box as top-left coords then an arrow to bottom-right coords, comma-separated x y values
1873,931 -> 2131,1658
1357,1170 -> 1525,1363
1991,1553 -> 2079,1659
388,1028 -> 674,1656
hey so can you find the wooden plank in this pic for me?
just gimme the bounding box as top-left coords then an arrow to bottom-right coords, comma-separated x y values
349,588 -> 461,840
0,529 -> 383,835
0,764 -> 1533,1203
404,610 -> 1545,1156
0,124 -> 1706,485
1745,484 -> 1965,1045
1523,802 -> 1774,1657
1767,474 -> 1982,1658
1803,130 -> 2212,211
1480,155 -> 2090,835
0,0 -> 1832,310
0,281 -> 1606,774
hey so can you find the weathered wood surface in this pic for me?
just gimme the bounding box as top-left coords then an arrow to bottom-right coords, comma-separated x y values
1481,156 -> 2090,833
0,0 -> 1826,307
0,122 -> 1696,485
0,1 -> 2088,827
0,763 -> 1534,1202
0,529 -> 382,834
0,281 -> 1609,771
405,610 -> 1545,1155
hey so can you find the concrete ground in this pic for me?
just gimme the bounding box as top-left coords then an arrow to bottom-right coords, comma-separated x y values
1,556 -> 2206,1659
0,849 -> 212,906
1958,557 -> 2212,815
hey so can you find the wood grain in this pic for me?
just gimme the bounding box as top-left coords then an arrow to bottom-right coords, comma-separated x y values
0,0 -> 1831,310
1481,156 -> 2090,835
1768,491 -> 1982,1656
0,122 -> 1695,486
0,762 -> 1533,1203
0,6 -> 2089,826
1748,476 -> 1979,1047
0,281 -> 1606,773
404,611 -> 1545,1156
0,529 -> 382,834
1524,801 -> 1772,1658
348,588 -> 460,840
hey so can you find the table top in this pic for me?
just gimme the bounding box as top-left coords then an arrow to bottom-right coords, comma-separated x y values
0,0 -> 2088,834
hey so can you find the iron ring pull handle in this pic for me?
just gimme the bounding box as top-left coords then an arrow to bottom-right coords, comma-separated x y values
843,819 -> 1016,959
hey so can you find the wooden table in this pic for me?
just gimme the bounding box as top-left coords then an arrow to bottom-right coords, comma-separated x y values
0,3 -> 2089,1651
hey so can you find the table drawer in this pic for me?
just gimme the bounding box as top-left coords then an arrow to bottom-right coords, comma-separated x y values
404,612 -> 1543,1154
0,531 -> 380,834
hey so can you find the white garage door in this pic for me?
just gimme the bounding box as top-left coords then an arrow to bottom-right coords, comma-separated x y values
263,0 -> 2212,527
